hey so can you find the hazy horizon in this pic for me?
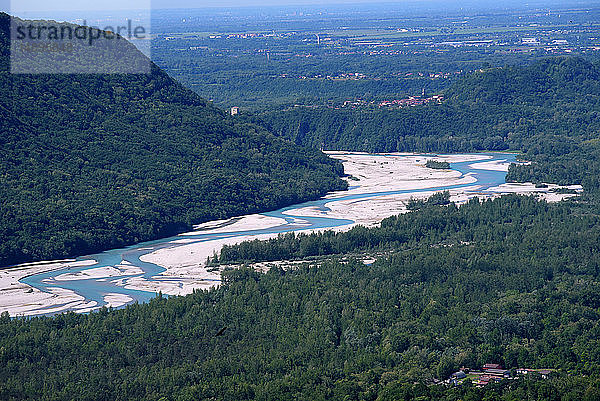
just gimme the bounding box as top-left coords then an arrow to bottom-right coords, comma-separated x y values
2,0 -> 597,14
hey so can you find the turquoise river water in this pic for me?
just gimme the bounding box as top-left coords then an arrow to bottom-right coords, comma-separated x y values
20,152 -> 517,315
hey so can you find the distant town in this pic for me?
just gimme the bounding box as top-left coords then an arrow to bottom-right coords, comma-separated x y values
151,4 -> 600,111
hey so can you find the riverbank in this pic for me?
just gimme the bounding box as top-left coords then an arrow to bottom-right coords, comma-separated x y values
136,152 -> 581,291
131,153 -> 499,294
1,152 -> 582,317
0,259 -> 98,317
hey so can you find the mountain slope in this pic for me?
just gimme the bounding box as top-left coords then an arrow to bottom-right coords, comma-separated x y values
0,13 -> 346,267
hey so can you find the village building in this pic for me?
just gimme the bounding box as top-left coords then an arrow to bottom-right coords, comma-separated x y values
451,371 -> 467,379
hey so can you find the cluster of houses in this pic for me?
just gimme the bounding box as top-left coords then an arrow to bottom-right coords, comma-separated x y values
377,95 -> 443,108
286,94 -> 445,111
333,95 -> 443,110
278,70 -> 463,82
279,72 -> 367,80
448,364 -> 554,387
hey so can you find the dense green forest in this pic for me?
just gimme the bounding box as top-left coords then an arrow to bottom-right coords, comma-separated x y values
0,13 -> 346,267
3,196 -> 600,400
260,57 -> 600,192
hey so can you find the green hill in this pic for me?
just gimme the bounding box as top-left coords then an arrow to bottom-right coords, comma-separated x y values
260,56 -> 600,191
0,13 -> 346,267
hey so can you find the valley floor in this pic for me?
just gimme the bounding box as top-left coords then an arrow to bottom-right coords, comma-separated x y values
0,152 -> 582,317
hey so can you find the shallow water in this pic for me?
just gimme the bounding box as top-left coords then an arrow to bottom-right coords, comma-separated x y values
21,152 -> 516,314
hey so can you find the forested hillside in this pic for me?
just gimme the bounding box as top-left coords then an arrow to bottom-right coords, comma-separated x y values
3,196 -> 600,400
260,57 -> 600,191
0,13 -> 346,267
